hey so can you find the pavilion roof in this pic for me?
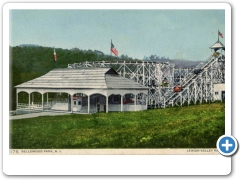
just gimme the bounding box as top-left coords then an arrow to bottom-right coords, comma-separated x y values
210,40 -> 225,51
16,68 -> 148,90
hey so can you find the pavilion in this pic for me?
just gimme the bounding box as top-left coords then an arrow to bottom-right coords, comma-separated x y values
15,67 -> 149,114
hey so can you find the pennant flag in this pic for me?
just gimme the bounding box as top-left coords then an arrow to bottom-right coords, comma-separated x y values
111,41 -> 118,56
53,48 -> 57,62
218,30 -> 224,38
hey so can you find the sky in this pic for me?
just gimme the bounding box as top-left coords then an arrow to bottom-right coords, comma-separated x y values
9,9 -> 225,61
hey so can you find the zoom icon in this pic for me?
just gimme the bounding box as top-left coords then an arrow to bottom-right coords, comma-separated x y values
217,135 -> 238,156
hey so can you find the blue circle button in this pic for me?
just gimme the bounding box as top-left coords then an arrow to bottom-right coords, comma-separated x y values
217,135 -> 238,156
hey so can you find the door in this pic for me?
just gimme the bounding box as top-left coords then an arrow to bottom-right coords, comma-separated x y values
221,91 -> 225,101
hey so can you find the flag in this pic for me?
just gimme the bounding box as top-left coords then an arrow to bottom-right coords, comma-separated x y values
218,30 -> 223,38
111,41 -> 118,56
53,48 -> 57,62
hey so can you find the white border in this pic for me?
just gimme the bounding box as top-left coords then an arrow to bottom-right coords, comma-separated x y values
3,2 -> 232,175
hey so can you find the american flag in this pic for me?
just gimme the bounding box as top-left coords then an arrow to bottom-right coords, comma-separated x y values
53,48 -> 57,62
218,30 -> 223,38
111,42 -> 118,56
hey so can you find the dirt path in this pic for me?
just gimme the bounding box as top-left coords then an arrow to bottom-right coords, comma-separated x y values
9,111 -> 71,120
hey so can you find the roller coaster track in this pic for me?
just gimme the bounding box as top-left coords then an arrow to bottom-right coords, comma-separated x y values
164,53 -> 225,107
68,53 -> 225,108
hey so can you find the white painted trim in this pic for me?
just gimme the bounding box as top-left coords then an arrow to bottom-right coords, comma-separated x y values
87,96 -> 90,114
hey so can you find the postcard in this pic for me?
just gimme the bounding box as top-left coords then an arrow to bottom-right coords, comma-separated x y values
3,2 -> 234,176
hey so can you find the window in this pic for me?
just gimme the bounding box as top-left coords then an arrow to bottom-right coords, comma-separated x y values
215,92 -> 218,95
74,101 -> 76,105
78,101 -> 81,105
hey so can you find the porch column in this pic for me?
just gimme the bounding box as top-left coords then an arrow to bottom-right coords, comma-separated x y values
42,93 -> 44,111
121,95 -> 123,112
16,91 -> 18,110
134,94 -> 136,111
71,94 -> 73,113
88,95 -> 90,114
28,93 -> 31,110
47,93 -> 48,105
106,96 -> 108,113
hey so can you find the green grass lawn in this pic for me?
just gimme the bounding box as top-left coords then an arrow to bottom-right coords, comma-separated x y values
10,102 -> 225,149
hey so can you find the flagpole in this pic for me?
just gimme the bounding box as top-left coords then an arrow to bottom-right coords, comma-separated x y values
110,39 -> 112,56
52,46 -> 55,70
53,46 -> 55,62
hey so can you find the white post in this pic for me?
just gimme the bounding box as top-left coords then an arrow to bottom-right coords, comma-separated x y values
194,81 -> 197,104
148,62 -> 150,87
121,95 -> 123,112
137,65 -> 139,83
47,93 -> 48,105
42,93 -> 44,111
88,95 -> 90,114
123,61 -> 126,78
16,91 -> 18,110
211,64 -> 213,102
71,95 -> 73,113
106,96 -> 108,113
180,68 -> 181,83
200,79 -> 203,104
28,93 -> 31,113
205,76 -> 208,103
134,94 -> 136,111
143,63 -> 145,86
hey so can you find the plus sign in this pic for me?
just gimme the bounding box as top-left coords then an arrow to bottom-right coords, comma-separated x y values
222,139 -> 233,151
217,135 -> 238,156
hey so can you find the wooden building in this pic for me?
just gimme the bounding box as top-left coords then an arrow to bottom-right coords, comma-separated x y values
15,68 -> 149,114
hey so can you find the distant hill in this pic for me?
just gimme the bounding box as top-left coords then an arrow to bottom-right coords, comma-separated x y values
19,44 -> 39,47
143,55 -> 201,68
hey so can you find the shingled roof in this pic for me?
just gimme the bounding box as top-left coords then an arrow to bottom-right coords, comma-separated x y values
15,68 -> 148,90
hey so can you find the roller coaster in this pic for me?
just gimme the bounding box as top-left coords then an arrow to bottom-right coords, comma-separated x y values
68,40 -> 225,108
